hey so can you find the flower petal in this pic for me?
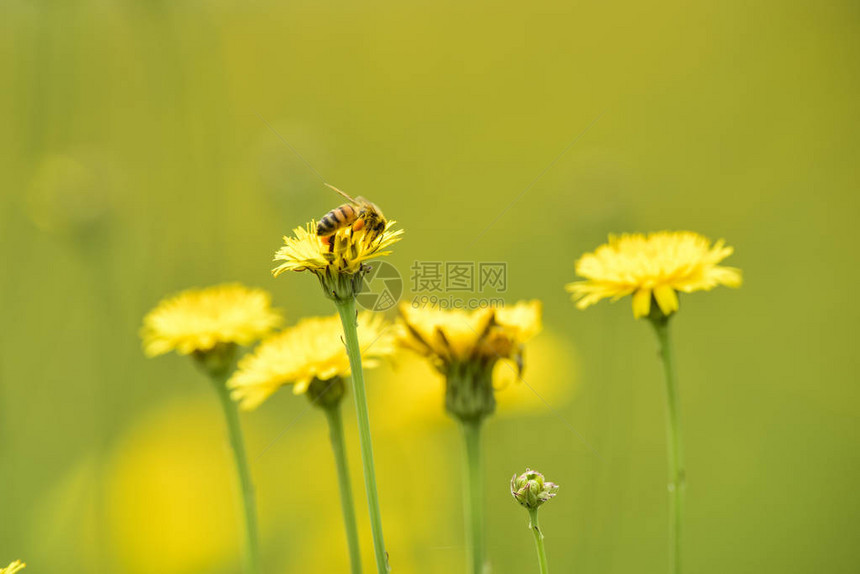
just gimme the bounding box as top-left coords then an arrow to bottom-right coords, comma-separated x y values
632,288 -> 652,318
568,231 -> 741,317
653,284 -> 679,316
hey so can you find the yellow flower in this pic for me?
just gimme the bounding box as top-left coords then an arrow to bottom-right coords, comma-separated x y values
105,395 -> 458,574
375,328 -> 579,430
141,283 -> 282,357
398,306 -> 493,363
272,219 -> 403,301
105,398 -> 251,574
566,231 -> 742,319
397,301 -> 542,421
229,312 -> 396,410
398,301 -> 541,370
0,561 -> 25,574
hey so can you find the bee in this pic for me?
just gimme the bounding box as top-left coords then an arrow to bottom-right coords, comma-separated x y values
316,184 -> 387,244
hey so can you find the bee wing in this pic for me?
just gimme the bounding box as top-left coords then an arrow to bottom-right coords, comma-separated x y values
324,183 -> 360,205
357,197 -> 383,217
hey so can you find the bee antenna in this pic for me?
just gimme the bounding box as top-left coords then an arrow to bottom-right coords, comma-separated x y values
324,183 -> 357,203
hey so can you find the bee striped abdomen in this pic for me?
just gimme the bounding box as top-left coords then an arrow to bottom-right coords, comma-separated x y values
317,203 -> 358,236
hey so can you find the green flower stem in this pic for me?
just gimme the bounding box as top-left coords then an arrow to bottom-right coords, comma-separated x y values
651,318 -> 685,574
335,297 -> 389,574
211,372 -> 260,574
527,508 -> 549,574
459,419 -> 485,574
323,403 -> 364,574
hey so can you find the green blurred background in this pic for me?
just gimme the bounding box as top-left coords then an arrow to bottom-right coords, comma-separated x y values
1,0 -> 858,572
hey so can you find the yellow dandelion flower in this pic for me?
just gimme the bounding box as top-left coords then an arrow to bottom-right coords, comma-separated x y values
375,328 -> 579,430
273,199 -> 402,571
398,300 -> 542,570
567,232 -> 742,570
566,231 -> 742,319
398,306 -> 494,363
0,561 -> 25,574
398,301 -> 541,370
140,283 -> 282,358
141,284 -> 275,570
272,220 -> 403,301
397,301 -> 542,422
229,312 -> 395,410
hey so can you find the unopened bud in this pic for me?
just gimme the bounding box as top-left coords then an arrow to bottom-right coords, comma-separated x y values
511,468 -> 558,510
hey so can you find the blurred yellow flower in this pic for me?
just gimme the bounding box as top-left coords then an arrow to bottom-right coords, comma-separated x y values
106,394 -> 459,574
397,301 -> 542,422
0,561 -> 25,574
273,219 -> 403,277
106,398 -> 251,574
140,283 -> 282,357
398,300 -> 542,570
398,300 -> 541,375
376,328 -> 579,430
566,231 -> 742,318
229,312 -> 396,410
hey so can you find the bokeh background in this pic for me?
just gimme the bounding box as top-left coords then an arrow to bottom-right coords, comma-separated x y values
1,0 -> 858,572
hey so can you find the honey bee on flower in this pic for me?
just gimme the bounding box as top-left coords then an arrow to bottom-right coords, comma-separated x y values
271,185 -> 403,572
272,189 -> 403,302
316,184 -> 387,246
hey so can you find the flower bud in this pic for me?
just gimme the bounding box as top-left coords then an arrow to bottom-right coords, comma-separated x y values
511,468 -> 559,509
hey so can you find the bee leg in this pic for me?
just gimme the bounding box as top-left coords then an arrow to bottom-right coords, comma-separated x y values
352,219 -> 366,232
321,234 -> 335,253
